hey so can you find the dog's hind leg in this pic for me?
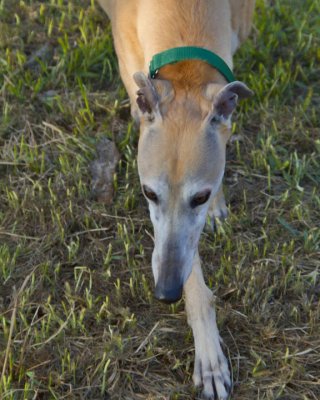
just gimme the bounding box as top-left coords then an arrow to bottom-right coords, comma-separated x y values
184,253 -> 231,400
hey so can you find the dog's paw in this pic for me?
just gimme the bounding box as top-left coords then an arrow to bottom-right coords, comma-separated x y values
192,322 -> 231,400
207,194 -> 228,232
208,187 -> 228,227
211,202 -> 228,221
209,193 -> 228,219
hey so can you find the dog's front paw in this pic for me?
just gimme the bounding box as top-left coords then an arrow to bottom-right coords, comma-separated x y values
208,189 -> 228,232
192,323 -> 231,400
210,201 -> 228,221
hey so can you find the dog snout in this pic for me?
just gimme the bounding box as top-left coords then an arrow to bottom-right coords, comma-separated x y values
154,282 -> 183,303
152,238 -> 192,303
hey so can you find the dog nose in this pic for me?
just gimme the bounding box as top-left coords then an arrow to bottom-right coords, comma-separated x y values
154,284 -> 183,304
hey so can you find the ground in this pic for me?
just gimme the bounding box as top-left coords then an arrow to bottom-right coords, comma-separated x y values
0,0 -> 319,399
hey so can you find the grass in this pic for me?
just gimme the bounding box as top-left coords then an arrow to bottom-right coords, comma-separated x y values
0,0 -> 319,398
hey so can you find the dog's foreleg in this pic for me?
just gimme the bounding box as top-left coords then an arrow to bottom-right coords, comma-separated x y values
184,253 -> 231,400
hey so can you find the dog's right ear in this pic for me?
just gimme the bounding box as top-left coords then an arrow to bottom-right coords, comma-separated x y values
133,72 -> 174,119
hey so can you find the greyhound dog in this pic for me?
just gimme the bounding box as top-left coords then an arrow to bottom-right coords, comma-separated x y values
98,1 -> 255,398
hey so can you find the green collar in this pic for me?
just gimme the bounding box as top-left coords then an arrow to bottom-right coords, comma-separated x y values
149,46 -> 235,83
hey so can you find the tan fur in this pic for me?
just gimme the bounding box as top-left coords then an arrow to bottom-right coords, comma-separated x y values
230,0 -> 255,43
98,0 -> 254,104
138,84 -> 226,185
98,1 -> 255,398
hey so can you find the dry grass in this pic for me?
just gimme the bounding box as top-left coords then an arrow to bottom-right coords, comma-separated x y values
0,0 -> 319,399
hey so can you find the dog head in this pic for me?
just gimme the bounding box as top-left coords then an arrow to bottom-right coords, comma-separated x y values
134,72 -> 252,303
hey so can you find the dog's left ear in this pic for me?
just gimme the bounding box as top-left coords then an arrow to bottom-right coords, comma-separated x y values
133,72 -> 174,118
207,81 -> 253,119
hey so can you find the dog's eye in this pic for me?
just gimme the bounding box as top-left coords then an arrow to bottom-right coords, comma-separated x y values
143,185 -> 158,203
190,190 -> 211,208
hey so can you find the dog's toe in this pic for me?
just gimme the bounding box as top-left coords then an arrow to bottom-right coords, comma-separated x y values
193,343 -> 232,400
210,203 -> 228,221
208,191 -> 228,233
201,373 -> 230,400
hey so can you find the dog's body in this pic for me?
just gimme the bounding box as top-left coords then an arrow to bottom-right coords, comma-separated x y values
98,1 -> 255,398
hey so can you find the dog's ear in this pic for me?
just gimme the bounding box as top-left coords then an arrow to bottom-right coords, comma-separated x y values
133,72 -> 174,118
206,81 -> 253,119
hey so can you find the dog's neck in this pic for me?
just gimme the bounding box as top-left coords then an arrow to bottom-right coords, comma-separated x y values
157,59 -> 227,93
